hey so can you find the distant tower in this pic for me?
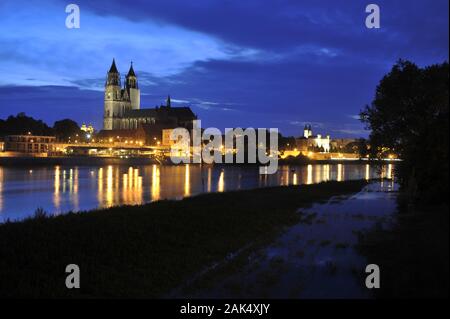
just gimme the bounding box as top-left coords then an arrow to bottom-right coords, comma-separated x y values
303,124 -> 313,138
166,95 -> 171,108
126,62 -> 140,110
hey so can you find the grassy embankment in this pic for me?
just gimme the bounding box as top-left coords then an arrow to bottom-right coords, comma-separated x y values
0,180 -> 367,298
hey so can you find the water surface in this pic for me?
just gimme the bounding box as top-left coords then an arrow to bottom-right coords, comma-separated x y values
177,181 -> 397,298
0,163 -> 394,221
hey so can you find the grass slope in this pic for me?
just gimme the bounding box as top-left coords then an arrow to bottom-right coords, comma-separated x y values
0,180 -> 367,298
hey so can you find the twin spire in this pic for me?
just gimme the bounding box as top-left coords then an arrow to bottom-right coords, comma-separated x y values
108,58 -> 136,78
107,58 -> 138,89
127,61 -> 136,77
107,59 -> 171,108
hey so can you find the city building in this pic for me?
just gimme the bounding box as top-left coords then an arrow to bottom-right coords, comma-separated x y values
96,127 -> 148,145
162,129 -> 175,147
330,138 -> 358,152
102,59 -> 197,133
80,124 -> 95,135
296,125 -> 331,153
3,134 -> 56,155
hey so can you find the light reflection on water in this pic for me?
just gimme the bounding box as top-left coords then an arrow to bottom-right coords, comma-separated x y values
0,163 -> 394,221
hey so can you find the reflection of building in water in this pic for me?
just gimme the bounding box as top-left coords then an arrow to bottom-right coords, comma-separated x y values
307,164 -> 313,185
53,166 -> 61,210
96,165 -> 144,207
323,164 -> 330,181
184,165 -> 190,196
337,164 -> 343,182
365,164 -> 370,181
387,163 -> 393,180
207,168 -> 212,192
293,172 -> 298,185
122,167 -> 143,204
218,170 -> 225,192
97,167 -> 104,205
151,165 -> 160,201
106,166 -> 114,207
65,168 -> 79,211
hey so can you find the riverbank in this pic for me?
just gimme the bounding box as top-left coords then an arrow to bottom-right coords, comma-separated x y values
0,180 -> 368,298
172,182 -> 398,298
0,154 -> 397,168
357,204 -> 449,298
0,156 -> 161,167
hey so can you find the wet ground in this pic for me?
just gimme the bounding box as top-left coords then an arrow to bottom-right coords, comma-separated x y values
177,180 -> 398,299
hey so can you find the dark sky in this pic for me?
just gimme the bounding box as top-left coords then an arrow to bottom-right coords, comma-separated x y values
0,0 -> 448,137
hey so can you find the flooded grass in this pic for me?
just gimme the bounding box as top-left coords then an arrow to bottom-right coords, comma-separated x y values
0,180 -> 368,298
178,181 -> 400,298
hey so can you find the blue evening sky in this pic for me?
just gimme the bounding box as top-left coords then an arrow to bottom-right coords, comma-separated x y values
0,0 -> 448,137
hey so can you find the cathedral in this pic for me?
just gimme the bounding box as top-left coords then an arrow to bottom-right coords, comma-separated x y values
103,59 -> 197,131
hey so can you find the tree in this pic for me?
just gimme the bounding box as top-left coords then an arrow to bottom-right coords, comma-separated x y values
355,138 -> 369,158
360,60 -> 449,204
53,119 -> 81,141
0,113 -> 54,137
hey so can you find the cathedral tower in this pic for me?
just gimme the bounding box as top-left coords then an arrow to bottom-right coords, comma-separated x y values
103,59 -> 132,130
126,62 -> 140,110
103,59 -> 122,130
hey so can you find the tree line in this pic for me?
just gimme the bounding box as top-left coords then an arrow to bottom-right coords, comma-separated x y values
0,112 -> 84,141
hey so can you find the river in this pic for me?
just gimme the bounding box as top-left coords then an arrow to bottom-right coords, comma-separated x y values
0,163 -> 394,222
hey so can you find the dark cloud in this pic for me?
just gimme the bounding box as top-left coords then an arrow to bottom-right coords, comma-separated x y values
1,0 -> 448,137
61,0 -> 448,64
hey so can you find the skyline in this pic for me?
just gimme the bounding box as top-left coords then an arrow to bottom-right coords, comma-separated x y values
0,0 -> 448,137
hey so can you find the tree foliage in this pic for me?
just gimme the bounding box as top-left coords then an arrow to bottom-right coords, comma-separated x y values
361,60 -> 449,204
0,113 -> 53,137
0,113 -> 83,142
53,119 -> 81,141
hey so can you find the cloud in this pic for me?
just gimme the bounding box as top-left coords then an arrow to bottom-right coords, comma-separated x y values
0,0 -> 255,88
348,114 -> 361,120
0,0 -> 447,137
170,98 -> 190,104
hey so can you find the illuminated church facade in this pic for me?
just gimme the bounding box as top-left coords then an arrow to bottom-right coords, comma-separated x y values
103,59 -> 196,131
